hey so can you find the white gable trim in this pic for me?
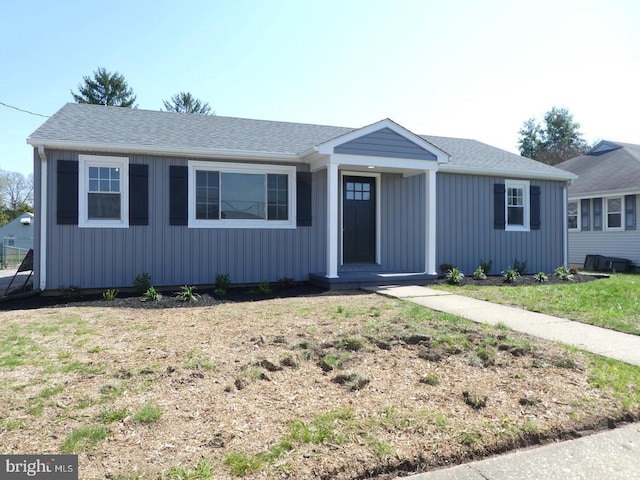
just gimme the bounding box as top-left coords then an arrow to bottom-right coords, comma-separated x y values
314,119 -> 450,162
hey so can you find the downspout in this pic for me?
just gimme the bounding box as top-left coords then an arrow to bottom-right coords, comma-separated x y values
562,180 -> 570,268
37,145 -> 47,291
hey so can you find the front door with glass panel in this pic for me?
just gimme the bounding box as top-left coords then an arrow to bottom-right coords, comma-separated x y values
343,175 -> 376,263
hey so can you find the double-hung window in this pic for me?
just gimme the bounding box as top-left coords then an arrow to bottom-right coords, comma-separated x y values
78,155 -> 129,228
505,180 -> 530,231
188,161 -> 296,228
568,201 -> 579,230
606,197 -> 623,229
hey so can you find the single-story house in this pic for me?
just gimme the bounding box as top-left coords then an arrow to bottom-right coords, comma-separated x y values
0,212 -> 34,250
556,140 -> 639,269
27,103 -> 576,291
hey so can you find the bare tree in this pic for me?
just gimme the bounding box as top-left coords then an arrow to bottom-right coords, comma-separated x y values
0,171 -> 33,211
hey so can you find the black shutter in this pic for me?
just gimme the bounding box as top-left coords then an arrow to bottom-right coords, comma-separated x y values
296,172 -> 312,227
625,195 -> 636,230
493,183 -> 505,229
530,186 -> 541,230
581,199 -> 590,231
593,197 -> 603,230
129,164 -> 149,225
57,160 -> 78,225
169,166 -> 188,225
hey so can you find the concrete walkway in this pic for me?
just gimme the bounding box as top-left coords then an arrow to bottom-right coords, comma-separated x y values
367,285 -> 640,366
404,422 -> 640,480
363,285 -> 640,480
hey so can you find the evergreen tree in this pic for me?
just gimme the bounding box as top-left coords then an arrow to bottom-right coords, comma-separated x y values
71,67 -> 137,107
162,92 -> 213,114
517,107 -> 588,165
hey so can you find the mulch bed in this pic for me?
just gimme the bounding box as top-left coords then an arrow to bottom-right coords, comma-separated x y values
0,274 -> 601,311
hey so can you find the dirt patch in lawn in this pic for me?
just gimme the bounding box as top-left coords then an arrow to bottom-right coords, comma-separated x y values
0,290 -> 637,479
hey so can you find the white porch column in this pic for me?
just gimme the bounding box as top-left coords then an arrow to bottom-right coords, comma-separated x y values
425,170 -> 437,275
326,163 -> 339,278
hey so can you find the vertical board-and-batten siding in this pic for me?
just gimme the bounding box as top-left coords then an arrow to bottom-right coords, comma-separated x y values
379,173 -> 425,271
41,150 -> 326,289
334,128 -> 437,160
568,194 -> 640,266
436,173 -> 565,274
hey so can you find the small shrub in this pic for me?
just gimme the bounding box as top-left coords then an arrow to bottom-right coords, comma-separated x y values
472,267 -> 487,280
141,287 -> 162,302
479,259 -> 492,275
503,269 -> 519,283
534,272 -> 548,283
174,285 -> 200,302
102,288 -> 119,300
132,403 -> 162,424
439,263 -> 454,274
133,272 -> 152,294
445,267 -> 465,285
215,273 -> 231,297
513,258 -> 527,275
554,266 -> 574,281
258,281 -> 271,294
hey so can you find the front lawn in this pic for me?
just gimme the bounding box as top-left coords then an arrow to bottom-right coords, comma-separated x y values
435,274 -> 640,336
0,292 -> 638,479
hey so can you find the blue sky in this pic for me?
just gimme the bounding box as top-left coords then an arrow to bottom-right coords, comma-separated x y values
1,0 -> 639,176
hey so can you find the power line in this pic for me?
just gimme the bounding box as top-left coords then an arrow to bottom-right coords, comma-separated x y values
0,101 -> 50,118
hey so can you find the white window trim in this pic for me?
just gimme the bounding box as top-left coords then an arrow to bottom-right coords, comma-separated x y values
78,154 -> 129,228
568,200 -> 580,231
187,160 -> 296,229
505,179 -> 530,232
604,196 -> 624,231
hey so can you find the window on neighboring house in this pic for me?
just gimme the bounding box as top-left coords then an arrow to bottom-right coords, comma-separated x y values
188,161 -> 296,228
78,155 -> 129,228
568,201 -> 578,230
606,197 -> 623,229
505,180 -> 530,231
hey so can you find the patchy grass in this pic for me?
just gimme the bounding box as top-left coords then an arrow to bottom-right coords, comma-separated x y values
61,425 -> 110,453
0,293 -> 638,479
435,274 -> 640,335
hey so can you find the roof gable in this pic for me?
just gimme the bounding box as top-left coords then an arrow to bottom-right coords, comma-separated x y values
333,127 -> 438,161
315,119 -> 449,162
556,140 -> 640,196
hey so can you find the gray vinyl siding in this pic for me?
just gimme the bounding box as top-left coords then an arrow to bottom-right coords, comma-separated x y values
379,173 -> 425,271
334,128 -> 437,160
568,194 -> 640,267
40,149 -> 326,289
436,173 -> 565,275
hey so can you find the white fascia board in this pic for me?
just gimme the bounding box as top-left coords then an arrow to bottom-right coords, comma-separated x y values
314,119 -> 450,162
439,163 -> 577,181
330,153 -> 439,172
26,139 -> 300,163
569,190 -> 640,200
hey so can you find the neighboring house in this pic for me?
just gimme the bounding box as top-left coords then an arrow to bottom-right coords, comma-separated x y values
0,212 -> 34,250
0,212 -> 34,269
556,141 -> 640,269
27,103 -> 575,291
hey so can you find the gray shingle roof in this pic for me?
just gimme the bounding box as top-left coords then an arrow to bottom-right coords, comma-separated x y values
556,141 -> 640,196
29,103 -> 573,180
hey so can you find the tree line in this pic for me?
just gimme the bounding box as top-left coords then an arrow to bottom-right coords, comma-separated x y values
71,67 -> 213,114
